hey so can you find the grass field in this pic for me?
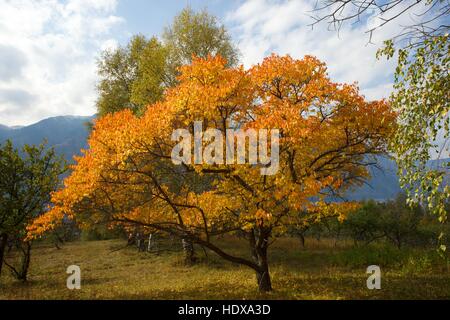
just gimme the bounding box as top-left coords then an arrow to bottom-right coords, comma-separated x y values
0,237 -> 449,299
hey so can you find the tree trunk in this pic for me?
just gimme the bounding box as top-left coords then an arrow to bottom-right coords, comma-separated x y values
248,230 -> 272,292
17,241 -> 31,281
147,233 -> 153,252
248,231 -> 258,261
136,233 -> 146,252
396,232 -> 402,249
256,268 -> 272,292
182,238 -> 196,265
0,233 -> 8,277
255,248 -> 272,292
299,233 -> 305,249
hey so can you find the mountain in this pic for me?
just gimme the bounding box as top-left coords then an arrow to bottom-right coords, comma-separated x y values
0,115 -> 95,163
0,124 -> 10,133
345,156 -> 402,201
0,115 -> 446,201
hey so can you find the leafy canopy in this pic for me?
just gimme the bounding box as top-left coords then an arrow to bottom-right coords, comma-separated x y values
96,7 -> 239,117
0,140 -> 66,237
378,35 -> 449,252
28,54 -> 395,291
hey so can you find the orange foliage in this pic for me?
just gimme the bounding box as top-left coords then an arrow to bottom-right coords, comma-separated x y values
27,54 -> 396,241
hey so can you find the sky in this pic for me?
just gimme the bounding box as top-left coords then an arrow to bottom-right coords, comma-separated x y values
0,0 -> 436,126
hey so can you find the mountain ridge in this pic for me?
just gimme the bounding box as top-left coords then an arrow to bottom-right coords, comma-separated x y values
0,115 -> 95,163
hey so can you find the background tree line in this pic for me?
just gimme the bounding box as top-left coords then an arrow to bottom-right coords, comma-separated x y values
291,193 -> 449,250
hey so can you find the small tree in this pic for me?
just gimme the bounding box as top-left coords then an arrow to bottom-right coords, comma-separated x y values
344,194 -> 425,248
381,193 -> 424,249
0,140 -> 65,280
344,200 -> 386,246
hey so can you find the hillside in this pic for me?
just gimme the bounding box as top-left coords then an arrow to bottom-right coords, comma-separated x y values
0,115 -> 94,163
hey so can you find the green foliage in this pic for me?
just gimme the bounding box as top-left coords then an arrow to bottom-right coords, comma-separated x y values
378,35 -> 449,253
291,193 -> 448,249
0,140 -> 66,236
96,35 -> 153,116
130,37 -> 169,109
80,225 -> 125,241
162,7 -> 238,72
96,7 -> 239,117
0,139 -> 66,279
378,194 -> 424,248
343,200 -> 386,245
330,243 -> 444,273
343,193 -> 445,248
330,244 -> 412,268
400,255 -> 434,276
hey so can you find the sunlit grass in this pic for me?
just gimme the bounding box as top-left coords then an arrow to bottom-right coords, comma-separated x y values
0,237 -> 449,299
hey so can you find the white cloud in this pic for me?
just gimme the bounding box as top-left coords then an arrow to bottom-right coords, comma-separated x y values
225,0 -> 436,101
0,0 -> 124,126
1,0 -> 441,126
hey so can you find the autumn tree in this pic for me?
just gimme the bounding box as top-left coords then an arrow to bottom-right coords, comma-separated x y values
0,140 -> 65,280
29,55 -> 395,292
96,7 -> 238,117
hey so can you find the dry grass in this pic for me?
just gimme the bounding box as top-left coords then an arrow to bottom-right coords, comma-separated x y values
0,237 -> 449,300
